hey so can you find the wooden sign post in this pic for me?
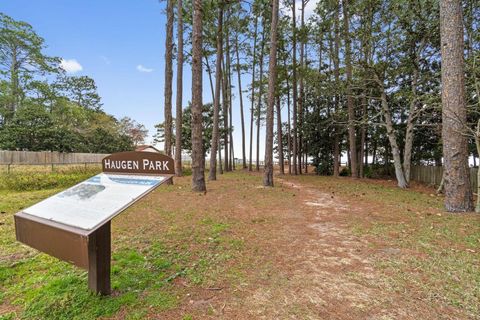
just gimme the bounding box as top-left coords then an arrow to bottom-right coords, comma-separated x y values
15,151 -> 174,295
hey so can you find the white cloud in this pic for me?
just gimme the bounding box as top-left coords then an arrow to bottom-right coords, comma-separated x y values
100,55 -> 111,65
60,58 -> 83,73
136,64 -> 154,73
281,0 -> 320,20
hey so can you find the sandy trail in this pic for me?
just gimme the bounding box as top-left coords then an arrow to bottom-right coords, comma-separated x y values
228,178 -> 460,320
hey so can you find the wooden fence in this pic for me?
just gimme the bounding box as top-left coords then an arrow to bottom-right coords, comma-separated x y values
410,165 -> 478,191
0,150 -> 109,165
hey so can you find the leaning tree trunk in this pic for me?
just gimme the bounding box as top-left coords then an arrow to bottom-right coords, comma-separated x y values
440,0 -> 473,211
164,0 -> 174,158
342,0 -> 357,178
209,2 -> 223,181
263,0 -> 279,187
205,57 -> 215,101
175,0 -> 184,177
191,0 -> 206,192
376,77 -> 408,189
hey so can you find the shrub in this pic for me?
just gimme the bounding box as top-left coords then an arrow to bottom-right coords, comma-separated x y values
364,164 -> 395,179
339,167 -> 350,176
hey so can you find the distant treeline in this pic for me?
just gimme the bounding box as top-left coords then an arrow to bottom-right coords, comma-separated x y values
0,13 -> 148,153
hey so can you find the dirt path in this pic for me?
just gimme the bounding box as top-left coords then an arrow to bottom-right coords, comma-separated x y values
208,176 -> 464,320
225,178 -> 382,319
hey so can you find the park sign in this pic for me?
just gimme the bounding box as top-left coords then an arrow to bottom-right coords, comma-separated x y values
102,151 -> 174,175
14,151 -> 174,295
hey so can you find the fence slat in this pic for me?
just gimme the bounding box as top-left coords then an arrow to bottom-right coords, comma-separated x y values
0,150 -> 109,165
410,165 -> 478,191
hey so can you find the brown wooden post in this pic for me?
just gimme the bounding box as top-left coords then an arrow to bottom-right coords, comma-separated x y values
88,221 -> 111,295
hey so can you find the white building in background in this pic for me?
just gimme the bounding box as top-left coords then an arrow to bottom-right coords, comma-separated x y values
135,145 -> 163,153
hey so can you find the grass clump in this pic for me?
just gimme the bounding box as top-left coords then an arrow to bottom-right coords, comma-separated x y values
0,245 -> 179,320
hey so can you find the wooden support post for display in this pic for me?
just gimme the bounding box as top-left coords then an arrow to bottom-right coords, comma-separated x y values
88,221 -> 111,295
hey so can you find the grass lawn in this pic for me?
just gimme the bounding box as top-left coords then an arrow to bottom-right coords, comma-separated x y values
0,170 -> 479,319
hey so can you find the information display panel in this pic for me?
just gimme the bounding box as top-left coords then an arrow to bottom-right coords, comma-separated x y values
15,151 -> 174,295
23,173 -> 165,231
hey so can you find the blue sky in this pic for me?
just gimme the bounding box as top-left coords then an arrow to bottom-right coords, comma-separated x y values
2,0 -> 320,161
3,1 -> 168,133
2,1 -> 191,146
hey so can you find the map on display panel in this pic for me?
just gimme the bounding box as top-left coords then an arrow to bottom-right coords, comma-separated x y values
22,173 -> 165,231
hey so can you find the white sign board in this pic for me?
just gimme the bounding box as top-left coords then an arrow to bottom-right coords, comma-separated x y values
23,173 -> 165,230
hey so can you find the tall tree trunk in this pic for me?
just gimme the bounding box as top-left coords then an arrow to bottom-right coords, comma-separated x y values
219,134 -> 223,174
298,0 -> 306,175
440,0 -> 473,211
403,38 -> 425,184
175,0 -> 184,177
209,2 -> 223,181
229,84 -> 234,171
249,15 -> 259,172
276,95 -> 284,175
191,0 -> 206,192
257,17 -> 266,171
292,0 -> 298,175
333,9 -> 340,177
222,53 -> 229,173
286,60 -> 292,175
474,121 -> 480,212
226,22 -> 233,172
342,0 -> 357,178
227,42 -> 234,171
264,0 -> 279,187
360,0 -> 373,177
402,69 -> 418,184
235,35 -> 247,169
303,35 -> 309,174
359,94 -> 367,178
164,0 -> 174,157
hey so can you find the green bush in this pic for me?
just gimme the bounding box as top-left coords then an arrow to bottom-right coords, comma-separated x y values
364,164 -> 395,179
339,167 -> 350,176
0,168 -> 100,191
